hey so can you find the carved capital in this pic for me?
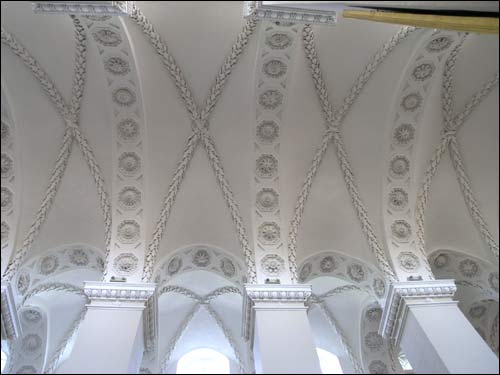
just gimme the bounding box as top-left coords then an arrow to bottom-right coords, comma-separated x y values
32,1 -> 134,15
84,281 -> 156,308
242,284 -> 312,341
1,283 -> 21,341
379,279 -> 457,345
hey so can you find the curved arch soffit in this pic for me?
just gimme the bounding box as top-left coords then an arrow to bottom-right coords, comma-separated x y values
1,82 -> 22,276
381,29 -> 464,281
14,243 -> 104,298
428,248 -> 499,301
298,250 -> 387,301
6,305 -> 48,375
80,15 -> 149,282
154,244 -> 246,287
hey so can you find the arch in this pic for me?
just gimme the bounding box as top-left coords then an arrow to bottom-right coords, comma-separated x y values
381,29 -> 464,281
154,244 -> 246,287
176,348 -> 230,374
13,243 -> 104,298
429,248 -> 499,356
153,283 -> 246,374
79,15 -> 149,282
428,248 -> 498,300
298,250 -> 387,301
6,305 -> 48,375
1,83 -> 22,277
359,301 -> 399,374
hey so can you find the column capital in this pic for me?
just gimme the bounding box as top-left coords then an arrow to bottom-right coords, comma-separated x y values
84,281 -> 156,308
1,283 -> 21,341
242,284 -> 312,341
379,279 -> 457,345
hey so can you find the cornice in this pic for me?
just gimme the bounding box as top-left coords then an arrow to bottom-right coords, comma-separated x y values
243,1 -> 337,25
379,279 -> 457,345
32,1 -> 133,15
84,281 -> 156,305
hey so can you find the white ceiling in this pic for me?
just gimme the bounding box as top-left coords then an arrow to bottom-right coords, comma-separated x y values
1,0 -> 498,274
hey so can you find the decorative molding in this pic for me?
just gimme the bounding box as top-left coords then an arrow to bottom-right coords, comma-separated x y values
252,20 -> 300,284
288,24 -> 417,283
243,1 -> 337,25
81,15 -> 148,282
32,1 -> 133,15
157,285 -> 246,373
1,19 -> 113,283
429,249 -> 499,300
1,88 -> 20,277
154,244 -> 246,287
298,251 -> 387,300
382,30 -> 462,282
415,38 -> 499,264
0,283 -> 21,341
379,279 -> 457,345
84,281 -> 156,307
242,284 -> 312,341
7,305 -> 47,375
129,4 -> 258,283
11,244 -> 104,296
360,302 -> 398,374
143,293 -> 158,354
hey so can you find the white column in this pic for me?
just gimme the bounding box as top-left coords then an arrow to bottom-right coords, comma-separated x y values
380,280 -> 499,374
243,284 -> 322,374
57,282 -> 156,374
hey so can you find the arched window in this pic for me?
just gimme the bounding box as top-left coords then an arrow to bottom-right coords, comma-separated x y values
316,348 -> 343,374
176,348 -> 230,374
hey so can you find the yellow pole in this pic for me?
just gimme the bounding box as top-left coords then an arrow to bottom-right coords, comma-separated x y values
343,9 -> 499,34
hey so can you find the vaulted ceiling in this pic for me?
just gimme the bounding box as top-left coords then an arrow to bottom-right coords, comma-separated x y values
1,2 -> 498,373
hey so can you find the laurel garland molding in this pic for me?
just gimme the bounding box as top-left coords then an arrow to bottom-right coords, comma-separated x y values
157,285 -> 246,374
81,15 -> 148,282
382,30 -> 463,282
298,251 -> 387,301
6,306 -> 47,375
0,18 -> 113,283
154,244 -> 246,287
416,40 -> 499,263
1,88 -> 20,277
251,21 -> 300,283
129,4 -> 258,283
288,25 -> 418,283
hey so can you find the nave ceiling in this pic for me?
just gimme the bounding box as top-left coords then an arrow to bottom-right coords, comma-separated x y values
0,1 -> 498,374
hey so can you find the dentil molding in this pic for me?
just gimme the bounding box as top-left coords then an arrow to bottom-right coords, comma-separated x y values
32,1 -> 134,15
379,279 -> 457,346
242,284 -> 312,341
1,283 -> 21,341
